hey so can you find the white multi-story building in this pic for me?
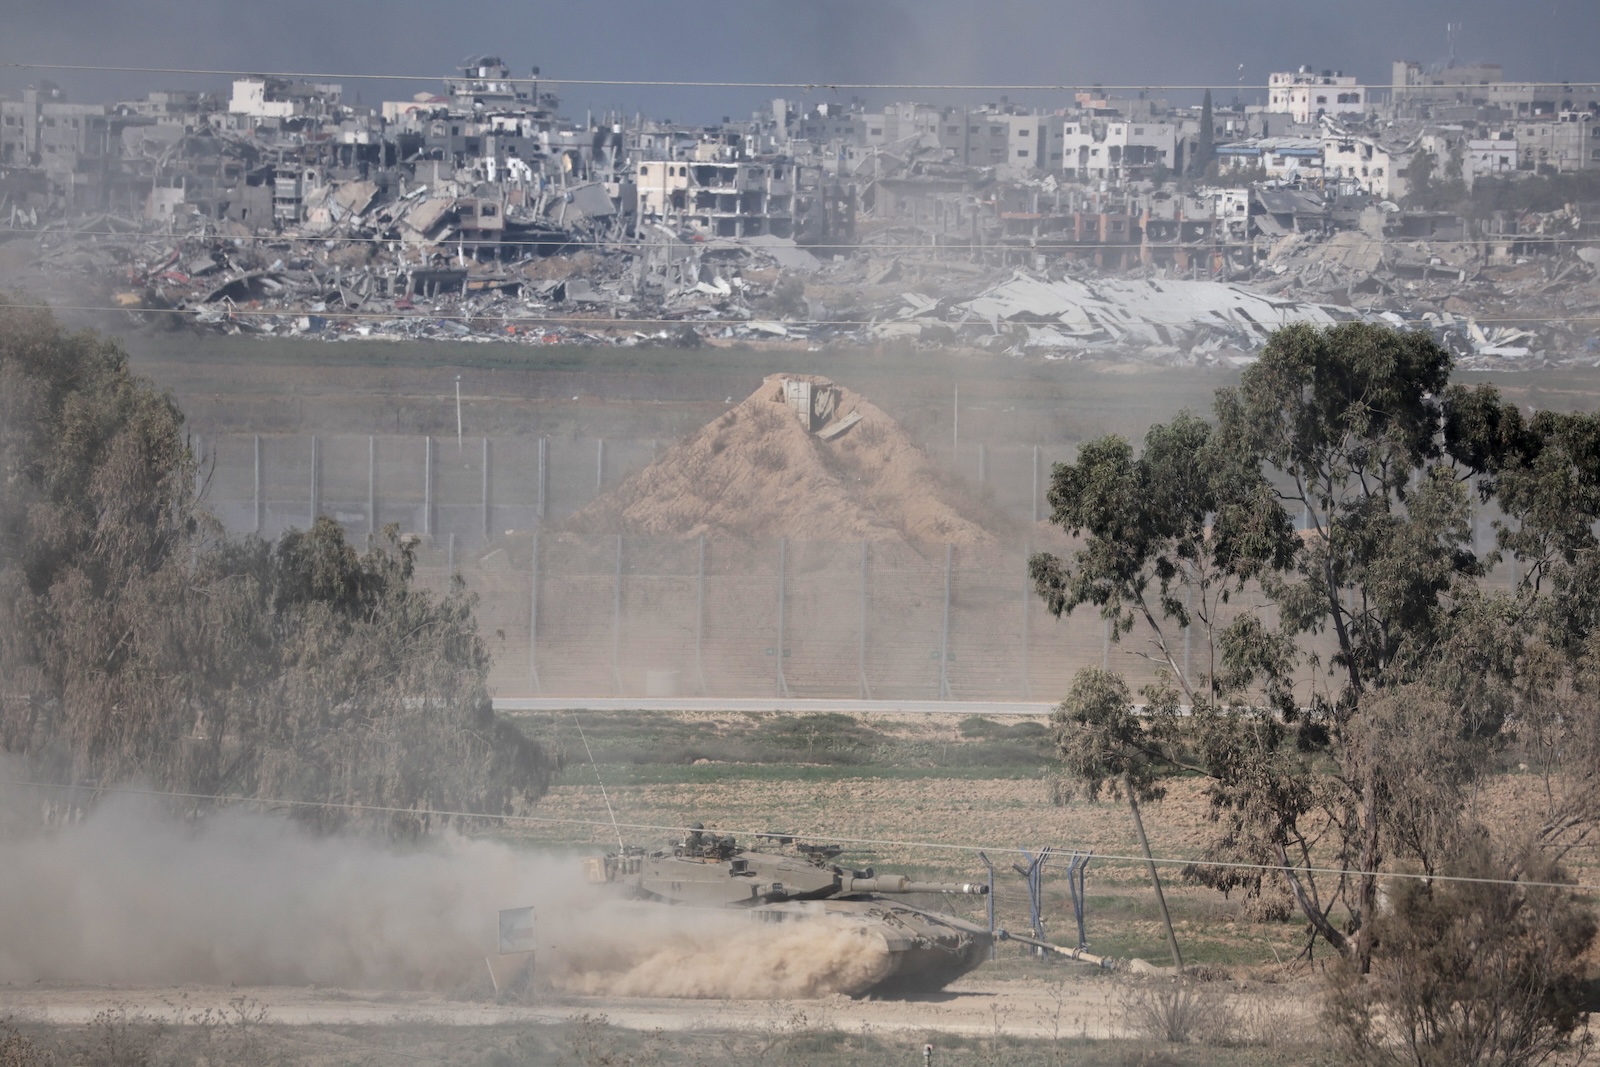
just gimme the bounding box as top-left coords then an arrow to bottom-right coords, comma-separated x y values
635,159 -> 692,217
633,155 -> 797,237
997,112 -> 1048,178
1059,120 -> 1176,180
1321,131 -> 1397,197
1269,68 -> 1368,124
1466,134 -> 1518,185
228,78 -> 342,120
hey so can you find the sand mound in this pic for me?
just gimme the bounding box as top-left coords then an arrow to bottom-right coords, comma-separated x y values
563,375 -> 996,545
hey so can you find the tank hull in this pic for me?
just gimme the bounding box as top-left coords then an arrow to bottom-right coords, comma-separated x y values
587,839 -> 994,997
740,898 -> 992,996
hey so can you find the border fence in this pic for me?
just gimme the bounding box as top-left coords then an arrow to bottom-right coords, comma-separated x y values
403,533 -> 1292,700
193,432 -> 1067,545
193,432 -> 1515,699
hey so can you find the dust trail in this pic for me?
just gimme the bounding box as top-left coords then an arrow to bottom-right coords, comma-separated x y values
0,791 -> 895,998
0,794 -> 583,989
544,909 -> 893,999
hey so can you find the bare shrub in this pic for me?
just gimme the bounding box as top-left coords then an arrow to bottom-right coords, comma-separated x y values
79,1008 -> 160,1067
1324,836 -> 1596,1067
1210,989 -> 1303,1049
0,1022 -> 43,1067
1044,771 -> 1075,806
750,440 -> 788,472
1117,979 -> 1234,1045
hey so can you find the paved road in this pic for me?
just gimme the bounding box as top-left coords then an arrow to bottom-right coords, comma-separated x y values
494,697 -> 1055,716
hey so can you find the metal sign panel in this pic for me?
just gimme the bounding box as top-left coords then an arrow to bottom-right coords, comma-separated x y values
498,906 -> 536,954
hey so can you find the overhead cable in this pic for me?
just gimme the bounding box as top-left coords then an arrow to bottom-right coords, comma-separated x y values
4,61 -> 1599,93
1,777 -> 1594,894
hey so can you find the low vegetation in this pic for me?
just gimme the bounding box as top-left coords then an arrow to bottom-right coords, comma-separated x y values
512,709 -> 1054,783
0,302 -> 557,833
0,1011 -> 1333,1067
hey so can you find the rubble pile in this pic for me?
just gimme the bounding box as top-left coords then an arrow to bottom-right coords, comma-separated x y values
14,188 -> 1600,368
19,206 -> 837,345
561,375 -> 996,545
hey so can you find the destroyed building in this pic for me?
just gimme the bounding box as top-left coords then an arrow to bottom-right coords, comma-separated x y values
2,49 -> 1597,368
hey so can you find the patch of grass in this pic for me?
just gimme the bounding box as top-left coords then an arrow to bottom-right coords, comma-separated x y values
511,710 -> 1054,777
959,715 -> 1051,742
573,762 -> 1046,785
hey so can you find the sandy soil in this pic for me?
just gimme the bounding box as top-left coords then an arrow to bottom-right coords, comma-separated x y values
561,374 -> 999,544
0,974 -> 1305,1040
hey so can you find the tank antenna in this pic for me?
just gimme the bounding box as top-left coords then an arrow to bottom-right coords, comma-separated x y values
572,713 -> 625,850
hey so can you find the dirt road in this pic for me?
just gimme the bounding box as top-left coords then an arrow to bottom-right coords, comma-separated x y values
0,975 -> 1144,1039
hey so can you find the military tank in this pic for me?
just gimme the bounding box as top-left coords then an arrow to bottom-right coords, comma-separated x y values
582,829 -> 993,996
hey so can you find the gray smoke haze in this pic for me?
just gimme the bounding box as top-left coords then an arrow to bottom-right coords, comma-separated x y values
3,0 -> 1597,123
0,789 -> 892,998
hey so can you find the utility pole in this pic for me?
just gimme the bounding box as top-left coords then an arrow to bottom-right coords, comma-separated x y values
454,375 -> 463,453
1126,772 -> 1184,974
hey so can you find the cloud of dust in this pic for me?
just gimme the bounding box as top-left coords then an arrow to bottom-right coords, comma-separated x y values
0,790 -> 894,998
0,794 -> 586,989
544,908 -> 894,999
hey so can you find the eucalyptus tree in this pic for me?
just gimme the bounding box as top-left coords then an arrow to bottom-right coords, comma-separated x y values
1030,322 -> 1580,971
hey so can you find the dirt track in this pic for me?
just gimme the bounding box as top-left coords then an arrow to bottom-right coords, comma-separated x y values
0,973 -> 1292,1040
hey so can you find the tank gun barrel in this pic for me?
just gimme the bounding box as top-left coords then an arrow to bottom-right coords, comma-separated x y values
996,929 -> 1114,969
839,875 -> 988,895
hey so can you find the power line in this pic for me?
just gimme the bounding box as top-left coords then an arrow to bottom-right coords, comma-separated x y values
1,776 -> 1594,893
5,61 -> 1600,93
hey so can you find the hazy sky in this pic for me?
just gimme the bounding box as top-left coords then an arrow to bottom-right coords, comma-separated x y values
3,0 -> 1597,122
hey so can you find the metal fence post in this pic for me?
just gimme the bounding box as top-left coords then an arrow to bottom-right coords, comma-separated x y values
447,531 -> 456,577
859,540 -> 872,699
1032,445 -> 1040,522
367,435 -> 377,536
1067,851 -> 1093,950
1021,543 -> 1031,699
775,537 -> 791,698
253,434 -> 263,534
423,436 -> 434,540
537,436 -> 547,523
596,437 -> 606,493
192,433 -> 203,500
612,534 -> 624,694
481,435 -> 491,543
977,851 -> 998,959
1015,848 -> 1055,950
695,534 -> 708,696
308,434 -> 320,528
529,532 -> 542,694
939,543 -> 953,700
